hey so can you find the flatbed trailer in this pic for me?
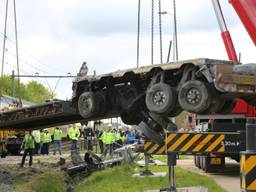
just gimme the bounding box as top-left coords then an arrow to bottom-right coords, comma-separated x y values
0,58 -> 256,145
0,100 -> 84,130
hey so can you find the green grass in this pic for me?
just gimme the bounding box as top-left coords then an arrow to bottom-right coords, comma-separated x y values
75,165 -> 226,192
153,155 -> 192,162
14,171 -> 67,192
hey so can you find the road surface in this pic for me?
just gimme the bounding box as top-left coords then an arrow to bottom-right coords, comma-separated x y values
177,158 -> 240,192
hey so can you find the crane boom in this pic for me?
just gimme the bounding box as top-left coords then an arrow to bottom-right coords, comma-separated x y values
230,0 -> 256,46
212,0 -> 238,63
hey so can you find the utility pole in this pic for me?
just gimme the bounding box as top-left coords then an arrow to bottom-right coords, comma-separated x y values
11,70 -> 15,97
1,0 -> 9,77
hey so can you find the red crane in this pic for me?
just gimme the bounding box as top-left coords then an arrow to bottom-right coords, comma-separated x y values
212,0 -> 256,63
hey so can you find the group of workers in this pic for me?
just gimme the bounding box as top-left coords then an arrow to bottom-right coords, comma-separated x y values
31,127 -> 63,156
20,124 -> 141,167
98,128 -> 141,156
20,126 -> 66,168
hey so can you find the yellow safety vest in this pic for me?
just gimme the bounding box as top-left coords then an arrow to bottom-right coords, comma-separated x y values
68,127 -> 80,140
54,129 -> 62,141
22,135 -> 35,150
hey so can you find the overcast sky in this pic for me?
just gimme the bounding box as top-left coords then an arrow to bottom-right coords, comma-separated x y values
0,0 -> 255,99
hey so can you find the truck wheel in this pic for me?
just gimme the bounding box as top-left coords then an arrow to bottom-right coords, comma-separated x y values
146,83 -> 177,116
178,81 -> 212,113
120,112 -> 142,125
199,85 -> 224,114
78,92 -> 101,118
139,121 -> 164,145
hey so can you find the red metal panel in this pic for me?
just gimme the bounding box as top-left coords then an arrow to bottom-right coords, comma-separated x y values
232,99 -> 256,117
229,0 -> 256,45
232,99 -> 247,114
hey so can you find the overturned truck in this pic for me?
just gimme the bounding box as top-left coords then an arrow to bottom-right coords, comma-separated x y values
1,58 -> 256,144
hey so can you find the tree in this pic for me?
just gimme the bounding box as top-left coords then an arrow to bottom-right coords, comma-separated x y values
26,81 -> 53,103
0,76 -> 53,103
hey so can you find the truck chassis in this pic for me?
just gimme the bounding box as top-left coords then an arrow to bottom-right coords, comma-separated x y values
0,58 -> 256,145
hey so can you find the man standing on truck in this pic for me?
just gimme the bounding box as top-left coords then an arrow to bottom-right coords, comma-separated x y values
53,127 -> 62,155
20,130 -> 35,168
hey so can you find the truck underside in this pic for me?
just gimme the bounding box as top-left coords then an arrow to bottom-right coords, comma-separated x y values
0,58 -> 256,145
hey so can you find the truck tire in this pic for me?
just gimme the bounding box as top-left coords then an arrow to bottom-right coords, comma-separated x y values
199,85 -> 224,114
178,80 -> 212,113
139,121 -> 164,145
146,83 -> 177,116
120,112 -> 142,125
120,94 -> 144,125
78,92 -> 101,118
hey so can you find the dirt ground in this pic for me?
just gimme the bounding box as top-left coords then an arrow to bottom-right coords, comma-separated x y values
0,154 -> 240,192
0,154 -> 70,192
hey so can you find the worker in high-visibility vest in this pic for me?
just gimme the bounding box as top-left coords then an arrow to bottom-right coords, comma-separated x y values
20,130 -> 35,167
53,127 -> 62,155
32,130 -> 41,155
116,129 -> 123,148
98,129 -> 104,154
68,124 -> 80,151
41,130 -> 52,155
103,128 -> 113,157
110,129 -> 116,150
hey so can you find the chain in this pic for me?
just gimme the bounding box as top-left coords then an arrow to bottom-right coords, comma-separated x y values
136,0 -> 141,68
151,0 -> 154,65
158,0 -> 163,64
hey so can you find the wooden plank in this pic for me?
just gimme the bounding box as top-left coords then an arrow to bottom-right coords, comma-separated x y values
220,73 -> 256,85
215,64 -> 234,74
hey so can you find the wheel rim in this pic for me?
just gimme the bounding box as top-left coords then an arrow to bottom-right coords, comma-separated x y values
152,91 -> 167,106
78,93 -> 94,118
186,88 -> 201,105
81,95 -> 92,112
